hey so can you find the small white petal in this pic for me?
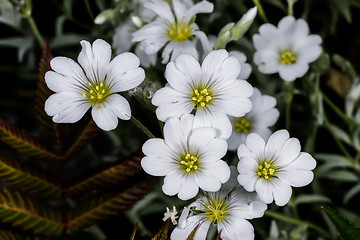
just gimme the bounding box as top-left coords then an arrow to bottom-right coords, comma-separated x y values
201,160 -> 231,183
185,0 -> 214,22
45,71 -> 82,93
141,156 -> 175,176
287,152 -> 317,170
195,171 -> 222,192
106,94 -> 131,120
237,157 -> 258,192
91,102 -> 118,131
49,57 -> 88,85
253,50 -> 279,74
198,138 -> 228,161
162,170 -> 184,196
265,130 -> 289,159
271,178 -> 293,206
144,0 -> 174,23
142,138 -> 174,158
110,68 -> 145,92
278,169 -> 314,187
218,218 -> 254,240
193,109 -> 232,139
277,138 -> 301,166
188,127 -> 217,153
45,92 -> 90,123
254,179 -> 274,204
245,133 -> 266,159
278,62 -> 309,81
177,174 -> 199,200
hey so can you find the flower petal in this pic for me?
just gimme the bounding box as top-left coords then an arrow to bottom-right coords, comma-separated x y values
278,62 -> 309,81
144,0 -> 174,23
270,178 -> 292,206
177,174 -> 199,200
254,179 -> 274,204
184,0 -> 214,22
218,218 -> 254,240
201,160 -> 230,183
78,39 -> 111,81
277,168 -> 314,187
91,102 -> 118,131
237,157 -> 258,192
163,170 -> 183,196
106,94 -> 131,120
195,171 -> 222,192
141,156 -> 175,176
245,133 -> 266,159
193,109 -> 232,139
45,71 -> 83,93
265,130 -> 289,159
45,92 -> 90,123
50,57 -> 88,85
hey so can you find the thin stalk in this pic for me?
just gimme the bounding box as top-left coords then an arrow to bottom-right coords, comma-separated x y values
324,118 -> 355,163
322,92 -> 355,128
284,81 -> 294,130
131,116 -> 155,139
26,15 -> 45,47
251,0 -> 269,22
287,0 -> 294,16
265,210 -> 332,239
84,0 -> 95,21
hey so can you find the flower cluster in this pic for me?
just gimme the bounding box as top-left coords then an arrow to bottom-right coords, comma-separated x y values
43,0 -> 322,239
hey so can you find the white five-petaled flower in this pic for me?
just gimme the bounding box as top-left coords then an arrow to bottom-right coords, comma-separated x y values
227,87 -> 279,151
171,167 -> 267,240
44,39 -> 145,131
229,51 -> 252,80
132,0 -> 213,64
152,50 -> 254,139
141,114 -> 230,200
253,16 -> 322,81
237,129 -> 317,206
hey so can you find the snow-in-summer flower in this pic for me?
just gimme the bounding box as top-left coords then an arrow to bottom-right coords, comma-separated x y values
44,39 -> 145,131
132,0 -> 213,64
152,50 -> 254,139
229,50 -> 252,79
227,87 -> 279,151
253,16 -> 322,81
141,114 -> 230,200
171,167 -> 267,240
237,130 -> 317,206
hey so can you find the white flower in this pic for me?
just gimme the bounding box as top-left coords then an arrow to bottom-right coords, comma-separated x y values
227,88 -> 279,150
162,206 -> 179,225
253,16 -> 322,81
141,114 -> 230,200
132,0 -> 214,63
237,130 -> 317,206
229,50 -> 252,79
152,50 -> 254,139
44,39 -> 145,131
171,167 -> 267,240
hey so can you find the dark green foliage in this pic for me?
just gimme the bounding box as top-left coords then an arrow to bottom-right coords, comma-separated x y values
322,206 -> 360,240
152,219 -> 170,240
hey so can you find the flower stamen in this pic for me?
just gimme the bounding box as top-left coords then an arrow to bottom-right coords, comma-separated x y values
82,81 -> 110,106
191,88 -> 212,108
167,21 -> 192,42
279,50 -> 297,65
256,161 -> 276,180
204,201 -> 228,224
179,153 -> 200,173
234,116 -> 252,133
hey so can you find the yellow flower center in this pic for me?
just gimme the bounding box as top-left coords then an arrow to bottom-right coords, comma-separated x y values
234,116 -> 252,133
191,88 -> 213,108
256,161 -> 276,180
167,21 -> 192,42
204,200 -> 228,224
82,82 -> 111,106
279,50 -> 297,65
179,153 -> 200,173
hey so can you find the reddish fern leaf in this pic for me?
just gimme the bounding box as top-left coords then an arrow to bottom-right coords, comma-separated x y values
66,150 -> 144,197
0,119 -> 60,160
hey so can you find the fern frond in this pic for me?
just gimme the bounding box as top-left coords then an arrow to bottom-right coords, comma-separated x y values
63,119 -> 99,159
0,119 -> 60,160
0,188 -> 63,236
0,230 -> 41,240
34,40 -> 64,151
66,175 -> 156,232
0,153 -> 62,199
66,150 -> 143,197
152,219 -> 170,240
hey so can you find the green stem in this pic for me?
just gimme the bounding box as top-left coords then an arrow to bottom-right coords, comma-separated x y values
322,92 -> 355,128
130,116 -> 155,139
265,210 -> 332,239
252,0 -> 269,22
287,0 -> 294,16
284,81 -> 294,130
26,15 -> 45,47
324,118 -> 355,163
84,0 -> 95,21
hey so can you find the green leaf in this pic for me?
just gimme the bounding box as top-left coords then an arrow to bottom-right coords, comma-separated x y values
319,170 -> 359,182
294,194 -> 331,206
330,0 -> 352,23
0,118 -> 60,160
66,175 -> 156,231
0,152 -> 62,199
322,205 -> 360,240
0,188 -> 63,236
34,40 -> 64,152
66,150 -> 144,197
0,230 -> 41,240
344,183 -> 360,204
152,219 -> 170,240
63,119 -> 100,159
